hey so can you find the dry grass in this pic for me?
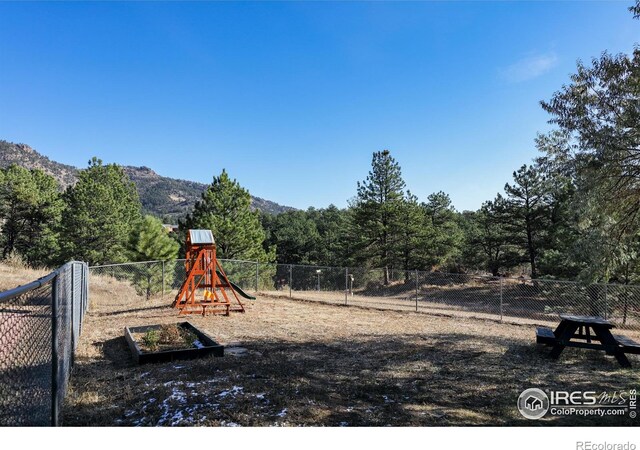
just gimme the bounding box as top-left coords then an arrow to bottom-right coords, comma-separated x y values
62,274 -> 640,427
0,263 -> 49,292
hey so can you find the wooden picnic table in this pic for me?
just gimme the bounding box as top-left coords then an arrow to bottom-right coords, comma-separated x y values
536,314 -> 640,368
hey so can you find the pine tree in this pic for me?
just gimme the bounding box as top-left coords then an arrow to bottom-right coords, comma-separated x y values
128,215 -> 179,299
351,150 -> 406,285
396,192 -> 426,277
499,164 -> 552,278
261,209 -> 320,264
129,215 -> 179,261
420,191 -> 464,270
59,158 -> 141,265
179,169 -> 274,262
0,165 -> 64,266
464,200 -> 521,276
311,205 -> 352,266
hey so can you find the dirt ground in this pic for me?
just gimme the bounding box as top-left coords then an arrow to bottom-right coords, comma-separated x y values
63,276 -> 640,426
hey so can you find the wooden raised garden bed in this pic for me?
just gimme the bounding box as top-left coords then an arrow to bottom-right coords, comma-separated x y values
124,322 -> 224,364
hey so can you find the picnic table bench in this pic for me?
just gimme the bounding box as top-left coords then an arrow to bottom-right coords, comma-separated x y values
536,314 -> 640,368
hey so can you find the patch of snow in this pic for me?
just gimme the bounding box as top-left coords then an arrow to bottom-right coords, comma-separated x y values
193,339 -> 205,349
276,408 -> 288,417
156,386 -> 189,426
127,379 -> 234,426
170,410 -> 184,426
220,421 -> 241,427
218,386 -> 243,398
226,347 -> 248,356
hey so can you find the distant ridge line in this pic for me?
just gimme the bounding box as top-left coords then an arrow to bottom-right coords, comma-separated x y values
0,139 -> 296,221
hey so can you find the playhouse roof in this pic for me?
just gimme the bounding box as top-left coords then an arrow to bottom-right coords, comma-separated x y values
188,229 -> 215,244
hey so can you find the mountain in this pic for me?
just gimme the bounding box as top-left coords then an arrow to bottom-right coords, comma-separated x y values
0,140 -> 295,221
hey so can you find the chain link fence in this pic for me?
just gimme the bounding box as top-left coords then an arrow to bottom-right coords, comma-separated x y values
89,258 -> 260,301
2,258 -> 633,425
0,261 -> 89,426
88,259 -> 640,331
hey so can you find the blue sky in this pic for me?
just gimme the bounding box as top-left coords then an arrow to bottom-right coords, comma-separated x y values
0,1 -> 637,211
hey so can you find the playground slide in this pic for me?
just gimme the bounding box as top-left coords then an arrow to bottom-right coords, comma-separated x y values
216,271 -> 257,300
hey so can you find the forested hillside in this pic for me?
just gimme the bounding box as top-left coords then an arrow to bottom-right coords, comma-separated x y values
0,140 -> 294,221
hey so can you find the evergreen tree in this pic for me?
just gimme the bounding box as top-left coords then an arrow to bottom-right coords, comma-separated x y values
396,193 -> 426,277
463,200 -> 521,276
540,44 -> 640,244
129,215 -> 179,262
59,158 -> 141,265
534,131 -> 582,279
351,150 -> 406,284
128,215 -> 179,299
262,209 -> 320,264
308,205 -> 352,266
179,169 -> 274,262
537,7 -> 640,281
421,191 -> 464,270
499,164 -> 552,278
0,165 -> 64,266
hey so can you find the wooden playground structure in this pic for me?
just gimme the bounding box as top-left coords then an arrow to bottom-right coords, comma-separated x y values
172,229 -> 246,316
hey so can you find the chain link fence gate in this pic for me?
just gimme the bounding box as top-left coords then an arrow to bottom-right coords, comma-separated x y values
0,261 -> 89,426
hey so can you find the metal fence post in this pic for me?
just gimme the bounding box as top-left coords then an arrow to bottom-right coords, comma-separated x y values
415,269 -> 419,312
162,261 -> 165,299
289,264 -> 292,298
70,264 -> 75,353
79,263 -> 84,328
83,263 -> 87,319
345,268 -> 348,305
499,277 -> 504,322
604,283 -> 608,320
255,262 -> 259,293
86,263 -> 90,313
51,275 -> 59,427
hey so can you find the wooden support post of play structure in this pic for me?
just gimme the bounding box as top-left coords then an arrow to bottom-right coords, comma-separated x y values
289,264 -> 292,298
162,260 -> 165,299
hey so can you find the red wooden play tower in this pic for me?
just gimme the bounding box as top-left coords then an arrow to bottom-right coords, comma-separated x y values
172,229 -> 245,316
